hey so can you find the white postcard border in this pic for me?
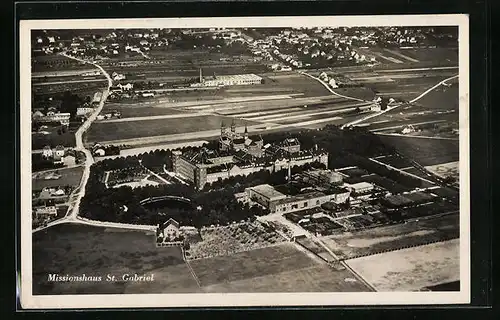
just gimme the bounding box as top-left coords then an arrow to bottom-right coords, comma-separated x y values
20,14 -> 470,309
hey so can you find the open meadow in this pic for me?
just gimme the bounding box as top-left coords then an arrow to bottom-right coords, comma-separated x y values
320,213 -> 459,260
32,166 -> 85,191
33,224 -> 190,295
378,135 -> 459,166
190,242 -> 369,292
345,239 -> 460,292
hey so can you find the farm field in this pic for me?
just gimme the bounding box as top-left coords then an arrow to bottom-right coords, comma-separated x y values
413,85 -> 459,110
85,115 -> 258,143
263,73 -> 333,97
425,161 -> 459,181
202,264 -> 368,293
99,104 -> 187,118
320,213 -> 459,260
378,135 -> 459,166
190,242 -> 369,292
32,166 -> 85,191
33,224 -> 188,295
189,243 -> 316,287
395,47 -> 458,64
346,239 -> 460,292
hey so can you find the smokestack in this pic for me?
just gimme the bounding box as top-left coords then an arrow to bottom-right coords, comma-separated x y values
287,161 -> 292,182
199,68 -> 203,83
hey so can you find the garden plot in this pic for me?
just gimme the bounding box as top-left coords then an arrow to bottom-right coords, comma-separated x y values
186,221 -> 285,260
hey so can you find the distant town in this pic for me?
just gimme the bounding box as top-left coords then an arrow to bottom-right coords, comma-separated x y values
31,25 -> 461,295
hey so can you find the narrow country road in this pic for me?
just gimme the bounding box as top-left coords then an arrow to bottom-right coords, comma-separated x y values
340,74 -> 459,129
34,54 -> 115,233
299,71 -> 368,103
61,53 -> 113,221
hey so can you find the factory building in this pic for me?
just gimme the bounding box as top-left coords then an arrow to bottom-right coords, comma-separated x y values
191,68 -> 263,87
244,183 -> 350,214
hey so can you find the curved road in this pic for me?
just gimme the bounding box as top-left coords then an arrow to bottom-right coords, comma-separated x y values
341,74 -> 459,129
33,54 -> 114,233
299,71 -> 368,103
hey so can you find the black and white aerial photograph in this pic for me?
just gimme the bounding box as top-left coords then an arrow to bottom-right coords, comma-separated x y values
20,15 -> 470,308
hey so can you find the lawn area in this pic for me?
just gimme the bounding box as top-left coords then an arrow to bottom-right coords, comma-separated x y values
378,135 -> 459,166
202,264 -> 369,293
86,115 -> 257,143
189,243 -> 317,287
346,239 -> 460,292
33,224 -> 191,295
32,166 -> 84,191
320,213 -> 459,260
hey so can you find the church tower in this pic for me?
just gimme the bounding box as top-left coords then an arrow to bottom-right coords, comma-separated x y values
220,121 -> 226,135
230,119 -> 236,133
244,123 -> 248,139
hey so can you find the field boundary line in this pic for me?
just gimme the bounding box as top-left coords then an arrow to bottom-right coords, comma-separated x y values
184,258 -> 202,288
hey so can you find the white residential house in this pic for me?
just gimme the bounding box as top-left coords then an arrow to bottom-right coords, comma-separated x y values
54,145 -> 65,159
157,218 -> 181,243
77,107 -> 94,116
62,155 -> 76,166
45,112 -> 71,126
35,205 -> 57,217
93,148 -> 106,157
117,83 -> 133,91
42,146 -> 53,158
32,110 -> 45,119
328,78 -> 338,89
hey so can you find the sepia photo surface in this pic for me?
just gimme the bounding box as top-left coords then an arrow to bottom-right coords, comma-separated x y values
20,15 -> 470,309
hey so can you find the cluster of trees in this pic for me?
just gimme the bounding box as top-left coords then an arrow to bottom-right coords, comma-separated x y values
60,91 -> 85,120
79,124 -> 400,227
80,163 -> 267,228
140,149 -> 173,173
32,154 -> 64,172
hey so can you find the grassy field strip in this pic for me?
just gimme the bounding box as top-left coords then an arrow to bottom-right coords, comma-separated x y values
345,239 -> 460,292
369,120 -> 447,132
375,132 -> 459,141
369,157 -> 435,184
32,78 -> 108,86
344,235 -> 459,261
383,48 -> 420,63
228,107 -> 304,118
376,66 -> 458,73
99,112 -> 213,123
183,94 -> 299,110
244,108 -> 349,122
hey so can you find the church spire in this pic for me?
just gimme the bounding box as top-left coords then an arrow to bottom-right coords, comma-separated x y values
244,123 -> 248,139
